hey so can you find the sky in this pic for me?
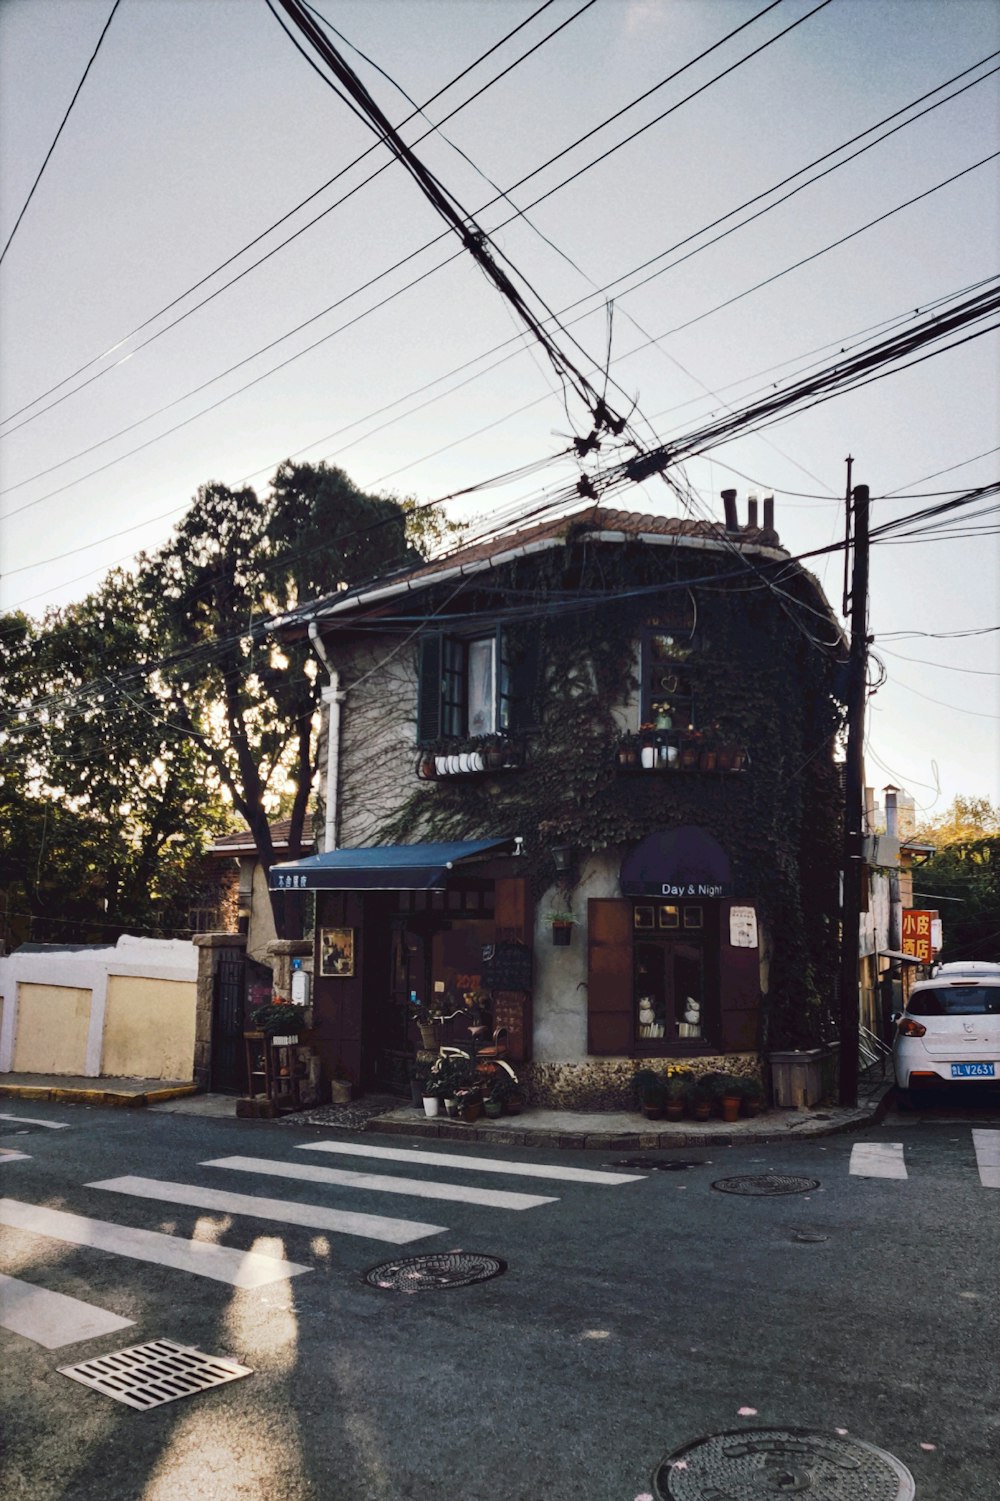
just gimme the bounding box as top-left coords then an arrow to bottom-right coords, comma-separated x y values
0,0 -> 997,816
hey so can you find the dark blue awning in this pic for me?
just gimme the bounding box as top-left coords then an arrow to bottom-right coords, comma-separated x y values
620,826 -> 732,898
269,838 -> 518,892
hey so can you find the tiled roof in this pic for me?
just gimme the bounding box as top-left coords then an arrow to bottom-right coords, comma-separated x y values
284,504 -> 786,628
209,815 -> 315,856
407,506 -> 783,581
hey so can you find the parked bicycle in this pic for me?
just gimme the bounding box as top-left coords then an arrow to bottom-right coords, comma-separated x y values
427,1003 -> 526,1107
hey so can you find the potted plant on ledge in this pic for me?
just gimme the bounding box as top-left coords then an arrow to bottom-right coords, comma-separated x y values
548,911 -> 576,947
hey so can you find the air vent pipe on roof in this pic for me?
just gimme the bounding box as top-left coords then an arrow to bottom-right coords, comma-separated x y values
747,494 -> 759,529
721,489 -> 738,530
764,496 -> 774,531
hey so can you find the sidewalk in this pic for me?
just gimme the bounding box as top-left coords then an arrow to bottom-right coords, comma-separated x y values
0,1073 -> 895,1146
0,1075 -> 198,1108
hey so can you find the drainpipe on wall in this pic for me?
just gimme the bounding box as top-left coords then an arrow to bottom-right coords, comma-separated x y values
884,786 -> 902,1015
308,620 -> 346,852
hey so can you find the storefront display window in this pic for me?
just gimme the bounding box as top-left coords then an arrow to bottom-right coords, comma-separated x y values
633,902 -> 708,1046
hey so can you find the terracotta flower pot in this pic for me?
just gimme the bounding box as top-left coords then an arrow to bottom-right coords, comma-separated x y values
665,1101 -> 685,1120
721,1095 -> 741,1123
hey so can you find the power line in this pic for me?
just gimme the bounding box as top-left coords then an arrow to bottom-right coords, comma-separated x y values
878,646 -> 1000,676
0,0 -> 122,268
0,0 -> 564,427
7,89 -> 995,524
0,0 -> 813,456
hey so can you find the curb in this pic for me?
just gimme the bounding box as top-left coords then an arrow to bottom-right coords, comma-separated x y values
0,1083 -> 200,1109
363,1087 -> 894,1152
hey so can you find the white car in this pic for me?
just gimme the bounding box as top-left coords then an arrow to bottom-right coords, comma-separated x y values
893,969 -> 1000,1105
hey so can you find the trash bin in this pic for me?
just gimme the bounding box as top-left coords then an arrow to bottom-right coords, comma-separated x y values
768,1048 -> 826,1107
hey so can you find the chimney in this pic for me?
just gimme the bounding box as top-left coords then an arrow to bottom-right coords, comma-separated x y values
721,489 -> 738,530
763,495 -> 774,532
747,493 -> 759,529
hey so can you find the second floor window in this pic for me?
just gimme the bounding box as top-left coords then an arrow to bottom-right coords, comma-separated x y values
419,627 -> 535,743
641,623 -> 696,731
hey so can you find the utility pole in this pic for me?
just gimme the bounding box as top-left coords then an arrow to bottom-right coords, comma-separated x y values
839,481 -> 869,1106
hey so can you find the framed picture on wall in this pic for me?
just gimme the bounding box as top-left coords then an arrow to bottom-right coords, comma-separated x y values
320,927 -> 355,977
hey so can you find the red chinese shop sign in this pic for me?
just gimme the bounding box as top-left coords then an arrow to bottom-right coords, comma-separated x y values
902,909 -> 936,964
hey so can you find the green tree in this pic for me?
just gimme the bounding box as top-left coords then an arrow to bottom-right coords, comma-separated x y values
137,461 -> 436,934
0,579 -> 227,948
913,796 -> 1000,962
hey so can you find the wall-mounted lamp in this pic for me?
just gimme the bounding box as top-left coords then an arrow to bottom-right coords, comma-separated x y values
551,844 -> 574,874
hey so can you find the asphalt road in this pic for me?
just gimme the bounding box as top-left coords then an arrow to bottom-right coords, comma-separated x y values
1,1095 -> 997,1501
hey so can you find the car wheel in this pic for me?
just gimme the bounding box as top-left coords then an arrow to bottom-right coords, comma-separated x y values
895,1086 -> 912,1112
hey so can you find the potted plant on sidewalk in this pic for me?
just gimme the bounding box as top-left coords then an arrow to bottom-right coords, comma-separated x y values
633,1068 -> 666,1120
684,1076 -> 712,1121
663,1068 -> 691,1120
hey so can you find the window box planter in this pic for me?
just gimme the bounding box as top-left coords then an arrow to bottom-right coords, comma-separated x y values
420,738 -> 523,778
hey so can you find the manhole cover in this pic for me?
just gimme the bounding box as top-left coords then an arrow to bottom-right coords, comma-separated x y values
654,1428 -> 915,1499
363,1252 -> 506,1292
611,1159 -> 706,1173
58,1339 -> 252,1410
792,1230 -> 830,1243
712,1174 -> 820,1196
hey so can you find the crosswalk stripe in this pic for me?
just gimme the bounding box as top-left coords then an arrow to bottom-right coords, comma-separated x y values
297,1141 -> 645,1185
0,1271 -> 134,1349
0,1114 -> 69,1129
0,1149 -> 31,1163
202,1156 -> 557,1211
89,1175 -> 447,1244
0,1197 -> 310,1288
971,1129 -> 1000,1189
849,1142 -> 907,1179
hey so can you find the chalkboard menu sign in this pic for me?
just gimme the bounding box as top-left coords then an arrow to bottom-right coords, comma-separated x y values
492,992 -> 530,1061
481,941 -> 532,994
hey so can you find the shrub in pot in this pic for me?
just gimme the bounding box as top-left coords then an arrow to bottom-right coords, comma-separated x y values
633,1068 -> 666,1119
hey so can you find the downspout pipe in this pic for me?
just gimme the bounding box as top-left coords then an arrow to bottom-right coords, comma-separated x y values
308,620 -> 346,852
885,786 -> 902,982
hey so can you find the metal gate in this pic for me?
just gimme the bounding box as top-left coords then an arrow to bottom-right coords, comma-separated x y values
211,946 -> 247,1094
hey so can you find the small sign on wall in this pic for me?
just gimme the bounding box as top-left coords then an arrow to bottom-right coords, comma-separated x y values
729,906 -> 758,949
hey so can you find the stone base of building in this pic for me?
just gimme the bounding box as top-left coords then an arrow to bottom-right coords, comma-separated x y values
522,1055 -> 761,1111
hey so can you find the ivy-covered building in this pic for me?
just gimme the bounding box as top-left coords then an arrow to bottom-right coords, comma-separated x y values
270,499 -> 846,1107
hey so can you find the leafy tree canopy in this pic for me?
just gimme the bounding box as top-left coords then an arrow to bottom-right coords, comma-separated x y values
1,462 -> 450,947
912,796 -> 999,963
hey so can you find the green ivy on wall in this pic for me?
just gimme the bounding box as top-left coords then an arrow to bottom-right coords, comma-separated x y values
377,532 -> 845,1048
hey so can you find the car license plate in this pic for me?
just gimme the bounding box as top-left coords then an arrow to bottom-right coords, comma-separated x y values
950,1062 -> 996,1078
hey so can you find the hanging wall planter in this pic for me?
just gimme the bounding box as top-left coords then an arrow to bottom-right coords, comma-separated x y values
550,920 -> 574,947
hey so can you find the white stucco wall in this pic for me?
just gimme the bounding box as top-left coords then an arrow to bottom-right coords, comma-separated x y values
330,631 -> 424,850
0,937 -> 199,1078
531,854 -> 619,1062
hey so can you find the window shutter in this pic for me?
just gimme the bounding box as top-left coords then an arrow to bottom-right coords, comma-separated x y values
506,629 -> 540,731
417,633 -> 443,745
587,898 -> 633,1054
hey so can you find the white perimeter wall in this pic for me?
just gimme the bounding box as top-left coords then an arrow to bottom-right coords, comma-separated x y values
0,936 -> 198,1079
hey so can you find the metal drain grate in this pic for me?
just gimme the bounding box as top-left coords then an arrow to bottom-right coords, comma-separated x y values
58,1338 -> 252,1410
610,1159 -> 707,1173
654,1427 -> 915,1499
363,1251 -> 506,1292
712,1173 -> 819,1196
